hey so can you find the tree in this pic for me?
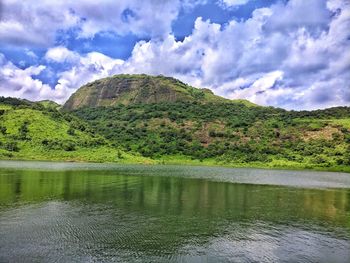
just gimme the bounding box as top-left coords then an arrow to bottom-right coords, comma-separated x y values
4,141 -> 19,152
18,121 -> 30,140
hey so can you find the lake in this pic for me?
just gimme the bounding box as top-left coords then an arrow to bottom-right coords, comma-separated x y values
0,161 -> 349,262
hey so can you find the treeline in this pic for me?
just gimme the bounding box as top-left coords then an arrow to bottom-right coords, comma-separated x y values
284,107 -> 350,119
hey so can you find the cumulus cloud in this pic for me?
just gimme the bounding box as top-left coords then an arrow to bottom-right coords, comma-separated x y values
0,53 -> 68,102
229,71 -> 284,102
0,1 -> 79,46
219,0 -> 250,8
120,0 -> 350,109
45,46 -> 80,63
0,0 -> 187,46
24,49 -> 38,60
0,0 -> 349,110
0,50 -> 125,103
76,0 -> 181,39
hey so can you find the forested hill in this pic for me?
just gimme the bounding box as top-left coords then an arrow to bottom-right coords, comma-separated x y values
72,100 -> 350,171
0,72 -> 350,172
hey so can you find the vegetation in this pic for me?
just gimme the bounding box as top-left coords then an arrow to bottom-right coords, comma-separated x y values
1,74 -> 350,172
0,97 -> 151,164
72,101 -> 350,172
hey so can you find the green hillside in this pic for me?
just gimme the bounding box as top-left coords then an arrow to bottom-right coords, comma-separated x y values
0,97 -> 150,163
37,100 -> 61,110
1,73 -> 350,172
73,100 -> 350,172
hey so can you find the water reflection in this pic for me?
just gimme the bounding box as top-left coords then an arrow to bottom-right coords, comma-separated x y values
0,168 -> 349,262
1,169 -> 349,225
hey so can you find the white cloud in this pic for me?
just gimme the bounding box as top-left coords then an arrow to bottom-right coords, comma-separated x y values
229,71 -> 284,103
24,49 -> 38,60
0,54 -> 69,102
45,46 -> 80,63
75,0 -> 181,39
0,0 -> 186,46
119,0 -> 350,109
265,0 -> 331,33
0,0 -> 349,110
0,1 -> 79,46
219,0 -> 250,8
0,50 -> 125,103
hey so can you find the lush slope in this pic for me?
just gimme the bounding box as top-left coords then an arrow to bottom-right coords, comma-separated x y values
63,74 -> 253,110
0,97 -> 150,163
1,72 -> 350,172
73,101 -> 350,172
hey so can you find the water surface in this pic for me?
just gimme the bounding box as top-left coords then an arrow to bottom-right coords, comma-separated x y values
0,161 -> 349,262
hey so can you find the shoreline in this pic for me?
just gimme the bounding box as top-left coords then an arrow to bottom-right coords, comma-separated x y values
1,156 -> 349,174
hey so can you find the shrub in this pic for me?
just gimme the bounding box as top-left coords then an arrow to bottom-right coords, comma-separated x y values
62,141 -> 76,151
42,139 -> 76,151
67,127 -> 75,136
0,126 -> 6,135
312,155 -> 326,164
4,141 -> 19,152
18,121 -> 30,140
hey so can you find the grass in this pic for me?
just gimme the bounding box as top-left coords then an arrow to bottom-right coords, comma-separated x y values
2,151 -> 349,173
327,119 -> 350,129
0,103 -> 153,165
3,143 -> 153,164
156,155 -> 350,173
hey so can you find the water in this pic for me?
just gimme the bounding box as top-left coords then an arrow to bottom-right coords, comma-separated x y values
0,161 -> 349,262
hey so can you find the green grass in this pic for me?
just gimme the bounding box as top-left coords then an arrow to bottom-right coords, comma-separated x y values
37,100 -> 61,110
156,155 -> 350,173
327,119 -> 350,129
2,143 -> 152,164
0,102 -> 152,164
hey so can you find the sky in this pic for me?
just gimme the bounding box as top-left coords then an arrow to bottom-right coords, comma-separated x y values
0,0 -> 349,110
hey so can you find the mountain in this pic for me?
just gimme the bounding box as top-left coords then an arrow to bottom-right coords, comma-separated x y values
63,74 -> 255,110
61,74 -> 350,172
1,73 -> 350,172
0,97 -> 149,163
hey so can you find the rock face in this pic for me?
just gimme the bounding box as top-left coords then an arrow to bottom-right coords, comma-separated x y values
63,74 -> 228,110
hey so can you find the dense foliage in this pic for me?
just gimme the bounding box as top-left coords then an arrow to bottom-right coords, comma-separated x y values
73,101 -> 350,169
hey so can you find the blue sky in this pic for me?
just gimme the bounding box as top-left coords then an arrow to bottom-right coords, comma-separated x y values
0,0 -> 349,110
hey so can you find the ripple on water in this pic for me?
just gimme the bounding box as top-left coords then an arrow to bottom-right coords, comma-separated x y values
0,163 -> 350,262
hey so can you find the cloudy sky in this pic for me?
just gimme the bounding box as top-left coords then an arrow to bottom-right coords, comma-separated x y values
0,0 -> 349,110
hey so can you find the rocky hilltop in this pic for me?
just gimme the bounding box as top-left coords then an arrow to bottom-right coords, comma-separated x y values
63,74 -> 254,110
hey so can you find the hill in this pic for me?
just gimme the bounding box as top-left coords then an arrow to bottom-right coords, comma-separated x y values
1,72 -> 350,172
72,100 -> 350,171
62,74 -> 350,172
63,74 -> 253,110
37,100 -> 61,110
0,97 -> 150,163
